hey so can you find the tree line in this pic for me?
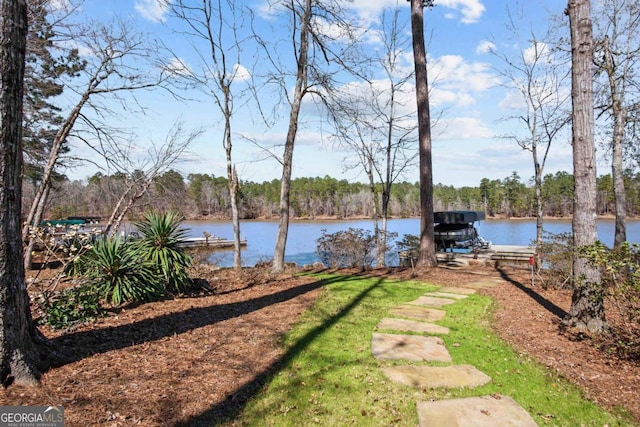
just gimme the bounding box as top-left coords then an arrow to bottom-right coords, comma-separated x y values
30,168 -> 640,222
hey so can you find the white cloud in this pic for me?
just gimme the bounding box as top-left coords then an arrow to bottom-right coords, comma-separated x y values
498,90 -> 526,111
431,55 -> 497,91
523,41 -> 550,65
475,40 -> 495,55
437,0 -> 486,24
434,117 -> 493,140
232,64 -> 251,82
163,57 -> 192,77
135,0 -> 169,23
346,0 -> 486,27
49,0 -> 71,12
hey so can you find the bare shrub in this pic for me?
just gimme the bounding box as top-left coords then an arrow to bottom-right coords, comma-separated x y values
316,228 -> 376,269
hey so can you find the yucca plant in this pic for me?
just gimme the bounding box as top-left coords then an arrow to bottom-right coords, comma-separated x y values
77,236 -> 163,306
131,211 -> 193,293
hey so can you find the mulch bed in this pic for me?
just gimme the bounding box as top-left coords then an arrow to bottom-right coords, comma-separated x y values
1,264 -> 638,425
2,265 -> 322,426
482,266 -> 640,422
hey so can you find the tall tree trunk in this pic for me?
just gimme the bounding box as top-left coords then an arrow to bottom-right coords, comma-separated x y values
223,94 -> 242,270
230,166 -> 242,269
367,157 -> 383,267
22,91 -> 91,269
0,0 -> 47,386
533,142 -> 544,266
272,0 -> 310,273
602,36 -> 627,248
410,0 -> 437,268
564,0 -> 607,333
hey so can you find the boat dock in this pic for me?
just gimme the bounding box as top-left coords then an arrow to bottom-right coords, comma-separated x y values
178,236 -> 247,249
436,245 -> 536,268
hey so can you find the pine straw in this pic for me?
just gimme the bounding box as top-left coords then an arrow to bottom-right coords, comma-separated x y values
3,266 -> 322,426
484,267 -> 640,422
2,264 -> 639,425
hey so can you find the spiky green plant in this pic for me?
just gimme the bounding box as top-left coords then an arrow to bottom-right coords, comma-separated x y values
77,236 -> 163,306
132,211 -> 193,293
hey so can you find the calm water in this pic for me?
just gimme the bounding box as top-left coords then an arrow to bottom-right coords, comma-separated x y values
181,218 -> 640,267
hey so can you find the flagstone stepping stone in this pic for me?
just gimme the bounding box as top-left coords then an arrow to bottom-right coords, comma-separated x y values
464,279 -> 503,289
376,318 -> 450,335
437,286 -> 477,295
417,395 -> 538,427
372,333 -> 451,362
408,295 -> 456,308
389,305 -> 446,322
427,291 -> 469,300
382,365 -> 492,389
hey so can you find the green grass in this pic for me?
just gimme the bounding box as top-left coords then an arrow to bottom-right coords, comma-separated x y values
226,274 -> 637,427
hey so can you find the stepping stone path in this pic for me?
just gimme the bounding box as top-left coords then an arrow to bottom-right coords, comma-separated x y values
372,278 -> 539,426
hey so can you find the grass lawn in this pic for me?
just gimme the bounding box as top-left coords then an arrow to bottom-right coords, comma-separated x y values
226,273 -> 636,426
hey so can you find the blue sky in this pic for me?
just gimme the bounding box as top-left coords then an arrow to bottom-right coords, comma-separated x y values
57,0 -> 592,188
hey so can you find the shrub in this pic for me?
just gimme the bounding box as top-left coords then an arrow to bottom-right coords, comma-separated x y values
583,241 -> 640,361
396,234 -> 420,267
131,211 -> 194,293
536,231 -> 574,289
316,228 -> 376,269
36,285 -> 105,329
71,236 -> 164,306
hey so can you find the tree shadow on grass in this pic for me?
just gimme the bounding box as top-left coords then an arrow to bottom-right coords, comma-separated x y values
52,274 -> 353,366
173,275 -> 385,426
497,267 -> 567,319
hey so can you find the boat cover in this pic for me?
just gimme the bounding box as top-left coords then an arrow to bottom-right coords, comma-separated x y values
433,210 -> 485,224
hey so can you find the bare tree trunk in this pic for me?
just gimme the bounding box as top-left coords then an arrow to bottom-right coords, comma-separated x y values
564,0 -> 607,333
0,0 -> 48,386
602,36 -> 627,248
229,166 -> 242,269
533,147 -> 544,247
366,157 -> 383,267
272,0 -> 311,274
410,0 -> 437,269
103,180 -> 152,236
612,106 -> 627,248
22,96 -> 88,269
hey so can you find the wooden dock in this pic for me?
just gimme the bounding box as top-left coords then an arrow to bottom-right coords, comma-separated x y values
434,245 -> 536,267
178,236 -> 247,249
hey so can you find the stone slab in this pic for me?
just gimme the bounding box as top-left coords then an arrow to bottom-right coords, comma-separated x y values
437,286 -> 477,295
409,295 -> 456,308
417,395 -> 538,427
389,305 -> 447,322
382,365 -> 491,389
376,318 -> 450,335
426,292 -> 469,300
464,280 -> 502,289
371,333 -> 451,362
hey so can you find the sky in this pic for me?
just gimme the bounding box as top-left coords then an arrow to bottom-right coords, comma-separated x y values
54,0 -> 599,188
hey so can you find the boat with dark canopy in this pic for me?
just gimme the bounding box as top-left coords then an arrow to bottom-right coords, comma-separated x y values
433,210 -> 490,251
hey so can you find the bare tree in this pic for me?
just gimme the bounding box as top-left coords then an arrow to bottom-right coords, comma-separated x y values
330,7 -> 418,267
22,14 -> 170,269
410,0 -> 437,268
593,0 -> 640,248
564,0 -> 607,333
259,0 -> 364,273
0,0 -> 48,386
491,12 -> 571,250
163,0 -> 255,269
100,124 -> 201,236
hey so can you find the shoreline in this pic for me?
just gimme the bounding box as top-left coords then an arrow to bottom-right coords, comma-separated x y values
185,214 -> 630,222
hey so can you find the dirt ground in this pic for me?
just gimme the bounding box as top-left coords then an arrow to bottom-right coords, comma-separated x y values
1,264 -> 639,426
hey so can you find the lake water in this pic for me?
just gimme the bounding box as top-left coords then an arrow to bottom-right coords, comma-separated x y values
181,218 -> 640,267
